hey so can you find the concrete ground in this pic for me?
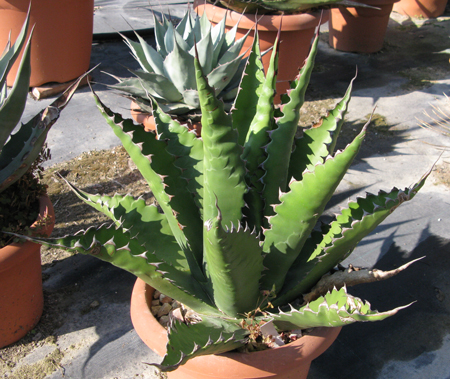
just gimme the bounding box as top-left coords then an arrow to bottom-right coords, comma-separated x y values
8,0 -> 450,378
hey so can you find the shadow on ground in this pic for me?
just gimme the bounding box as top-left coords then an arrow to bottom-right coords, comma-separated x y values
314,14 -> 450,100
42,254 -> 138,377
309,230 -> 450,379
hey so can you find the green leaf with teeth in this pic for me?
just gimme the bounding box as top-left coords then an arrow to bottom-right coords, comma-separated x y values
288,75 -> 355,182
195,53 -> 247,230
261,124 -> 367,294
275,171 -> 430,306
262,32 -> 319,212
19,220 -> 219,316
155,317 -> 247,372
269,287 -> 412,330
240,33 -> 279,233
203,216 -> 264,317
92,92 -> 205,282
11,25 -> 431,373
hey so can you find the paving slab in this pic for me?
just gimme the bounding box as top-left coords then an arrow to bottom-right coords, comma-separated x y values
94,0 -> 191,37
4,3 -> 450,379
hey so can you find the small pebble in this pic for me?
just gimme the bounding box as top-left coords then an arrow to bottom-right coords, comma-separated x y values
172,300 -> 181,309
90,300 -> 100,309
153,290 -> 161,299
157,302 -> 172,318
160,294 -> 173,304
151,305 -> 161,316
151,300 -> 160,306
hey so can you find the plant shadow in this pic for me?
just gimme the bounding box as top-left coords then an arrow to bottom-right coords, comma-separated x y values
309,230 -> 450,378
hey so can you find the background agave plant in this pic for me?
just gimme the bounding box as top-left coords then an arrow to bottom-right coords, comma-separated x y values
0,16 -> 42,193
19,30 -> 429,371
108,10 -> 249,123
0,11 -> 85,247
0,12 -> 85,193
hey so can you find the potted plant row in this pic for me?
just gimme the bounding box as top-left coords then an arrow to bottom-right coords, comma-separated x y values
0,13 -> 86,348
195,0 -> 400,72
17,21 -> 430,378
328,0 -> 400,53
193,0 -> 329,96
393,0 -> 447,18
113,0 -> 397,137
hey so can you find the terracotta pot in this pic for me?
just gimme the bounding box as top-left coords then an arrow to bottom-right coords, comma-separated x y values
194,1 -> 328,100
130,101 -> 202,135
0,0 -> 94,87
0,195 -> 54,348
130,278 -> 342,379
393,0 -> 447,18
329,0 -> 399,53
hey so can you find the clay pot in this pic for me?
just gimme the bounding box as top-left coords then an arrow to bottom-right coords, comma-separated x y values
393,0 -> 447,18
0,195 -> 55,348
130,278 -> 342,379
0,0 -> 94,87
130,101 -> 202,135
329,0 -> 399,53
194,0 -> 328,99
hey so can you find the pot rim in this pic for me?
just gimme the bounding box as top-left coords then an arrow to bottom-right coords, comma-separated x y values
351,0 -> 400,5
193,0 -> 328,31
130,100 -> 202,134
130,278 -> 342,377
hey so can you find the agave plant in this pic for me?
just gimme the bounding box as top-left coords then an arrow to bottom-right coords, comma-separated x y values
17,29 -> 429,372
0,11 -> 89,248
108,11 -> 250,123
0,12 -> 84,193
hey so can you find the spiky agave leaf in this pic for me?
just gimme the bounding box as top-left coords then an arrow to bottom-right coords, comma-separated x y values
275,170 -> 431,306
13,213 -> 221,317
287,74 -> 356,182
203,214 -> 264,317
153,317 -> 248,372
239,30 -> 279,233
261,122 -> 368,294
194,48 -> 247,230
231,29 -> 265,147
0,11 -> 88,192
0,15 -> 31,147
92,90 -> 206,282
261,30 -> 320,219
267,286 -> 412,330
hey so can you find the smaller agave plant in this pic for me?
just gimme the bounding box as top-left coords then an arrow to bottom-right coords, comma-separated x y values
108,10 -> 250,123
15,29 -> 430,372
0,12 -> 83,193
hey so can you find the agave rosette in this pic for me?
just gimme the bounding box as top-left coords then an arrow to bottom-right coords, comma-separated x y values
16,28 -> 430,372
109,11 -> 250,121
